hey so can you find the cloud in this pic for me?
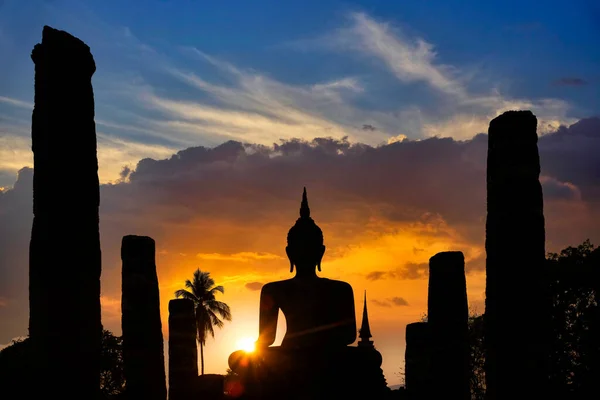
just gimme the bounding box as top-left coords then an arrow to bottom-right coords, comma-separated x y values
0,11 -> 584,188
1,115 -> 600,345
540,176 -> 582,201
362,124 -> 376,131
372,297 -> 409,307
372,299 -> 392,307
366,271 -> 386,281
196,252 -> 283,263
302,12 -> 577,139
245,282 -> 264,291
366,262 -> 429,281
553,78 -> 588,87
390,297 -> 409,306
0,96 -> 32,109
0,297 -> 7,307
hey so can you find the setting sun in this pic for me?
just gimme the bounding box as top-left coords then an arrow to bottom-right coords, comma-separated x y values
236,337 -> 257,353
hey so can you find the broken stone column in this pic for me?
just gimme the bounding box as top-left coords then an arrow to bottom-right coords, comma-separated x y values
29,26 -> 101,399
404,322 -> 431,400
121,235 -> 166,400
169,298 -> 198,400
485,111 -> 549,400
427,251 -> 469,400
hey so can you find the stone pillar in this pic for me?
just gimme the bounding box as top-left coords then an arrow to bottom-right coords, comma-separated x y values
169,298 -> 198,400
29,26 -> 101,399
404,322 -> 431,400
485,110 -> 549,399
427,251 -> 470,400
121,235 -> 166,400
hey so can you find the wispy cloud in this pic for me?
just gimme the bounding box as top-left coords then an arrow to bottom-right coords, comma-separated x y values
293,12 -> 576,138
196,252 -> 283,263
372,297 -> 409,307
552,77 -> 588,87
0,96 -> 32,109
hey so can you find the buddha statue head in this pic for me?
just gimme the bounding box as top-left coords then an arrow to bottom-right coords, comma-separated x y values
286,188 -> 325,273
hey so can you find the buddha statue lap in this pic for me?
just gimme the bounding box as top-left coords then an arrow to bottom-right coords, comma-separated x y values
227,188 -> 386,399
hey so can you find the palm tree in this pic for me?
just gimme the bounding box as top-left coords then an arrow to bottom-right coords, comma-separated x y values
175,268 -> 232,374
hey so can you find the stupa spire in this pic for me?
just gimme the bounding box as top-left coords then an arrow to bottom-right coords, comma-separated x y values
359,290 -> 374,347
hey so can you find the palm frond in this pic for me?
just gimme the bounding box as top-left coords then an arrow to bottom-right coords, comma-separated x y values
174,289 -> 197,302
206,299 -> 232,321
204,314 -> 216,339
207,309 -> 225,329
210,285 -> 225,295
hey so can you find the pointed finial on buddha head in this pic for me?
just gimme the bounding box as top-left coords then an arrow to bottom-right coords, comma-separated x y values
300,187 -> 310,219
287,187 -> 325,273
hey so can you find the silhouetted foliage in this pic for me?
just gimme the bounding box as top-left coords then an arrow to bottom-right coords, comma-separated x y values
547,239 -> 600,398
175,268 -> 232,375
100,330 -> 126,398
0,330 -> 125,399
467,314 -> 485,400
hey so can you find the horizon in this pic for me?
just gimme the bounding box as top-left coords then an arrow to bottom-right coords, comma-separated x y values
1,0 -> 600,389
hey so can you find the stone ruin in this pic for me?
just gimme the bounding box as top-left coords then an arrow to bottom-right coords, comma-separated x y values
29,25 -> 102,399
485,111 -> 550,399
168,298 -> 199,400
427,252 -> 469,400
404,322 -> 431,399
403,110 -> 551,400
121,235 -> 167,400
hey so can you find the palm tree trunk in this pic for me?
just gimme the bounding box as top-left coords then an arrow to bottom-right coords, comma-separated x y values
200,341 -> 205,375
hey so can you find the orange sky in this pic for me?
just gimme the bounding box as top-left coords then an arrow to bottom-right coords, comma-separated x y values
100,210 -> 487,386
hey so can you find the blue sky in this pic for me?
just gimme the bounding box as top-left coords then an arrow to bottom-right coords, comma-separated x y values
0,0 -> 599,187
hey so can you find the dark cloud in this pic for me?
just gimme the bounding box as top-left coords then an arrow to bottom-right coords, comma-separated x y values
390,297 -> 409,306
552,78 -> 588,87
119,165 -> 132,180
541,176 -> 581,201
362,124 -> 377,131
366,271 -> 386,281
366,262 -> 429,281
372,297 -> 409,307
245,282 -> 264,291
372,299 -> 392,307
1,118 -> 600,344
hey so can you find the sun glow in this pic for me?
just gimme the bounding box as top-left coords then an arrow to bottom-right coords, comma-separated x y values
236,337 -> 257,353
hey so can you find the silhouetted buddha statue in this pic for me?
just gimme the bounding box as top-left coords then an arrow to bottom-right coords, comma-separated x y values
227,189 -> 387,400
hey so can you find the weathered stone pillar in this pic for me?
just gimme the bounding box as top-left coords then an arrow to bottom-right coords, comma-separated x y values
121,235 -> 166,400
404,322 -> 431,400
29,26 -> 101,399
427,251 -> 469,400
169,298 -> 198,400
485,110 -> 549,399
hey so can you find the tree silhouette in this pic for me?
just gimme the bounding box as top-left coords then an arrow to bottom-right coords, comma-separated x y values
547,239 -> 600,398
175,268 -> 232,374
0,330 -> 125,399
100,330 -> 126,398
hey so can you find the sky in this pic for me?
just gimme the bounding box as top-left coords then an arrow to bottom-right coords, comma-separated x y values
1,0 -> 600,387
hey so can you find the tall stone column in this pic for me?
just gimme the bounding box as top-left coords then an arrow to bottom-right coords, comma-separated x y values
29,26 -> 101,399
427,251 -> 470,400
404,322 -> 431,400
484,111 -> 549,399
121,235 -> 166,400
169,298 -> 198,400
